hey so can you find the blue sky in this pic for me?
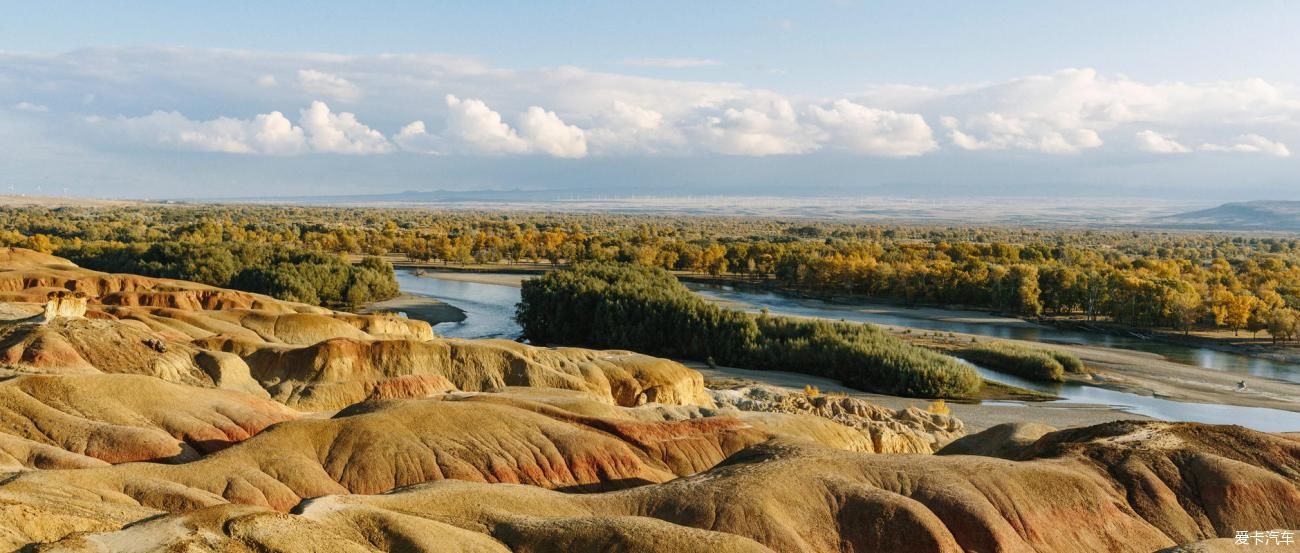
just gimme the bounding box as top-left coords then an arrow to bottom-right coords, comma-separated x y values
2,1 -> 1300,200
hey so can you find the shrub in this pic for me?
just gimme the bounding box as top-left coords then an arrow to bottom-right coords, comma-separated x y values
927,399 -> 951,416
955,342 -> 1067,382
517,263 -> 981,398
1048,350 -> 1087,373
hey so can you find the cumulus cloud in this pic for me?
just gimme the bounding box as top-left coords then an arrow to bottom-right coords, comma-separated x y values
1134,130 -> 1190,153
100,101 -> 392,155
256,74 -> 278,87
393,121 -> 441,154
298,101 -> 392,154
691,98 -> 815,156
106,110 -> 306,155
1200,134 -> 1291,157
941,112 -> 1102,153
12,101 -> 49,113
867,68 -> 1300,156
518,106 -> 587,158
620,57 -> 720,68
441,94 -> 531,154
399,95 -> 586,158
807,100 -> 937,157
586,101 -> 683,155
297,69 -> 361,102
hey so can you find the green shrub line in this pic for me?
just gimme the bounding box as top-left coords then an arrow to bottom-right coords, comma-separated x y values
516,263 -> 981,398
955,342 -> 1080,382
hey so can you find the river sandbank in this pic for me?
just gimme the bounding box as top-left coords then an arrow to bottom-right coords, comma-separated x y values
412,271 -> 530,288
902,329 -> 1300,414
359,293 -> 467,326
690,363 -> 1147,433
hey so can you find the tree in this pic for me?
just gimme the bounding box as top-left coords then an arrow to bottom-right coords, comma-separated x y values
993,264 -> 1042,317
1224,295 -> 1257,336
1266,308 -> 1299,344
25,234 -> 55,253
700,244 -> 729,276
1166,284 -> 1202,335
1247,306 -> 1270,338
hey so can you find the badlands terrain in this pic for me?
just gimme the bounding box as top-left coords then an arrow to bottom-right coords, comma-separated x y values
0,247 -> 1295,552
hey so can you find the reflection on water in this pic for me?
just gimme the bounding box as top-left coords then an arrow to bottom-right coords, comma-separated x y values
687,284 -> 1300,385
396,271 -> 1300,431
395,271 -> 522,339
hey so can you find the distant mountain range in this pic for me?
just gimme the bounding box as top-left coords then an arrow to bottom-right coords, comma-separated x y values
1159,201 -> 1300,231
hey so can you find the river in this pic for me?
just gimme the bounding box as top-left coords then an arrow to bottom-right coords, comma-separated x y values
687,283 -> 1300,385
395,271 -> 523,339
394,270 -> 1300,431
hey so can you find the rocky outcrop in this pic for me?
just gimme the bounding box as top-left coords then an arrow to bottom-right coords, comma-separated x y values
710,384 -> 964,453
0,250 -> 322,314
36,291 -> 88,322
197,335 -> 714,411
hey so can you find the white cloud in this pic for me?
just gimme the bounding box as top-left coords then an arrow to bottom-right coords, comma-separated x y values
297,69 -> 361,102
518,106 -> 587,158
105,110 -> 306,155
441,94 -> 530,155
12,101 -> 48,113
866,68 -> 1300,156
942,112 -> 1103,153
620,57 -> 721,68
402,95 -> 586,158
586,101 -> 683,155
807,100 -> 937,157
393,121 -> 441,154
1200,134 -> 1291,157
1134,130 -> 1190,153
256,74 -> 278,87
101,101 -> 392,155
298,101 -> 392,154
691,98 -> 815,156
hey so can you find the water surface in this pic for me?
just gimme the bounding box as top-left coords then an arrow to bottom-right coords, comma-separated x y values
395,271 -> 522,339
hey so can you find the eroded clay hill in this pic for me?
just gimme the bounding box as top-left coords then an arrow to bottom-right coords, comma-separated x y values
0,248 -> 1294,552
12,422 -> 1299,553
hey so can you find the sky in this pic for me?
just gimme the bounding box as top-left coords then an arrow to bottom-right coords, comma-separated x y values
2,1 -> 1299,200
